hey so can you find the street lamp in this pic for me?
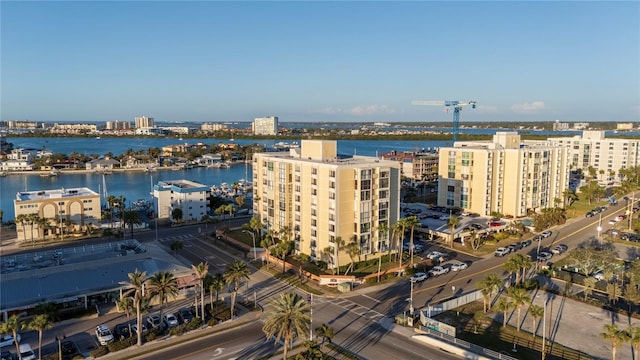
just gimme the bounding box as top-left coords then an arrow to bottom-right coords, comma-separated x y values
243,230 -> 257,261
597,213 -> 602,240
537,295 -> 548,360
408,278 -> 415,316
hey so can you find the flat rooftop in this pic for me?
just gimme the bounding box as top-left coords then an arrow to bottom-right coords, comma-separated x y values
16,187 -> 99,202
0,240 -> 193,312
155,180 -> 209,192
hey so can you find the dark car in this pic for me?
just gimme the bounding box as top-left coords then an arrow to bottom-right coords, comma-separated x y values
1,351 -> 12,360
114,323 -> 132,340
521,239 -> 532,247
585,211 -> 595,217
61,341 -> 80,360
178,308 -> 194,324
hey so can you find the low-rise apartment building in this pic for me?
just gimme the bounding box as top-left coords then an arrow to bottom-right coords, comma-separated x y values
153,180 -> 210,222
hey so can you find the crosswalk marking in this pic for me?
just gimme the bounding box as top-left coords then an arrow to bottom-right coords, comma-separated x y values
316,297 -> 386,322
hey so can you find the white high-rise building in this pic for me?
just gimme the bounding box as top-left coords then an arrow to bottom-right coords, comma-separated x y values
252,116 -> 278,135
135,116 -> 155,128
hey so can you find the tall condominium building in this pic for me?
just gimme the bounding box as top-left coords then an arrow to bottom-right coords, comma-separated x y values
438,132 -> 569,217
134,116 -> 155,128
379,150 -> 439,182
14,187 -> 101,242
252,140 -> 401,268
252,116 -> 278,135
201,123 -> 227,132
105,120 -> 131,130
153,180 -> 210,221
549,131 -> 640,180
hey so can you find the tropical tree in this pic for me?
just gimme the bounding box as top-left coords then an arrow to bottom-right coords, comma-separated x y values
477,273 -> 503,312
170,240 -> 183,255
16,213 -> 27,242
119,269 -> 147,346
562,188 -> 578,208
295,341 -> 323,360
607,282 -> 622,305
333,236 -> 345,275
447,216 -> 460,248
508,287 -> 530,332
29,314 -> 53,360
394,218 -> 407,268
600,323 -> 629,360
628,325 -> 640,360
404,215 -> 421,267
315,323 -> 334,347
224,260 -> 250,320
192,262 -> 209,322
206,273 -> 226,310
171,208 -> 183,224
273,240 -> 293,274
147,271 -> 179,319
503,256 -> 522,285
529,304 -> 544,338
344,238 -> 360,275
583,277 -> 597,300
493,297 -> 514,328
122,209 -> 141,239
0,314 -> 25,358
117,296 -> 135,337
623,280 -> 640,314
262,292 -> 311,360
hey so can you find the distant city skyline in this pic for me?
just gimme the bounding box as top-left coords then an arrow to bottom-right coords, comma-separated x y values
2,1 -> 638,123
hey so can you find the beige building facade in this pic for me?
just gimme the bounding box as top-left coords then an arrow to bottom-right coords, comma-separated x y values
549,131 -> 640,181
438,132 -> 569,218
252,140 -> 401,269
14,187 -> 101,242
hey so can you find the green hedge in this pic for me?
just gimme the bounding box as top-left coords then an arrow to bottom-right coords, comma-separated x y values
90,345 -> 110,358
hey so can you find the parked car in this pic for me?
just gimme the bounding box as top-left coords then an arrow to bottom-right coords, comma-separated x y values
585,211 -> 595,218
18,344 -> 35,360
60,341 -> 80,360
410,272 -> 428,282
146,314 -> 163,329
507,244 -> 519,253
163,313 -> 179,328
488,221 -> 503,227
536,252 -> 553,262
540,231 -> 552,238
592,270 -> 605,281
0,351 -> 12,360
0,335 -> 19,348
494,247 -> 510,257
520,239 -> 532,247
439,215 -> 450,221
428,266 -> 450,277
114,323 -> 131,340
178,308 -> 194,324
551,244 -> 568,254
413,244 -> 425,253
132,323 -> 148,335
450,261 -> 469,271
95,324 -> 114,346
425,251 -> 445,260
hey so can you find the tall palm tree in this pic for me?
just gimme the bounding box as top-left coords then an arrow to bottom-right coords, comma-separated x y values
0,314 -> 24,358
119,269 -> 147,346
192,262 -> 209,322
27,213 -> 38,245
503,256 -> 522,285
395,218 -> 407,268
206,273 -> 225,311
36,216 -> 49,242
404,215 -> 421,267
334,236 -> 345,275
508,287 -> 530,332
628,325 -> 640,360
315,323 -> 334,346
16,213 -> 27,242
117,297 -> 135,338
224,260 -> 250,320
583,277 -> 598,300
147,271 -> 179,319
600,323 -> 629,360
262,292 -> 311,360
446,216 -> 460,248
391,220 -> 403,262
516,254 -> 535,285
493,296 -> 514,328
29,314 -> 53,360
477,273 -> 503,312
529,304 -> 544,338
122,209 -> 141,239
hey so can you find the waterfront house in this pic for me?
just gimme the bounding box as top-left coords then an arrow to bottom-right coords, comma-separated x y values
85,157 -> 120,171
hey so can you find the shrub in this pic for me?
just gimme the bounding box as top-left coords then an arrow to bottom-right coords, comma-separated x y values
523,279 -> 539,290
169,325 -> 186,336
186,317 -> 203,331
207,318 -> 217,326
89,346 -> 110,358
314,260 -> 328,270
107,336 -> 136,352
145,327 -> 163,342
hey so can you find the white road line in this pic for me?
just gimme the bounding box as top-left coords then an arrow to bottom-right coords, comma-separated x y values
362,294 -> 382,304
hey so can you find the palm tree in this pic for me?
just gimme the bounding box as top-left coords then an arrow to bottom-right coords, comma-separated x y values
395,218 -> 407,268
119,269 -> 147,346
249,216 -> 262,241
600,323 -> 629,360
334,236 -> 345,275
404,215 -> 421,267
0,314 -> 25,358
446,215 -> 460,248
503,256 -> 522,285
170,240 -> 183,255
477,273 -> 503,312
147,271 -> 179,319
628,325 -> 640,360
192,262 -> 209,322
36,216 -> 49,242
493,296 -> 514,328
122,209 -> 141,239
224,260 -> 250,320
207,273 -> 226,312
529,304 -> 544,338
315,323 -> 334,346
508,287 -> 530,332
117,297 -> 135,338
29,314 -> 53,360
583,277 -> 597,300
262,292 -> 311,360
344,239 -> 360,275
27,213 -> 38,245
16,213 -> 27,242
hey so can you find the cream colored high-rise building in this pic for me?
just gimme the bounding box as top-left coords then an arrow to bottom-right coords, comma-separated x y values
252,116 -> 278,135
134,116 -> 155,128
549,131 -> 640,181
438,132 -> 569,217
14,187 -> 101,242
252,140 -> 401,269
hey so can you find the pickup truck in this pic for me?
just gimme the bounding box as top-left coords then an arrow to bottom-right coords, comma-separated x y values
428,266 -> 450,277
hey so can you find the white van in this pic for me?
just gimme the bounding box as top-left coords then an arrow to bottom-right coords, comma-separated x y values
19,344 -> 36,360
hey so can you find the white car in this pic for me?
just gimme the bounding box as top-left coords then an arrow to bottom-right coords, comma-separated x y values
494,247 -> 510,257
163,313 -> 179,328
426,251 -> 445,260
450,262 -> 469,271
95,324 -> 114,346
147,314 -> 162,329
592,270 -> 605,281
428,266 -> 450,277
0,334 -> 20,348
540,231 -> 552,238
132,323 -> 148,335
410,272 -> 428,282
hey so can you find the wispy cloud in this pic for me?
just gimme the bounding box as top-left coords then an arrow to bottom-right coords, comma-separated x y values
510,101 -> 546,113
319,104 -> 395,116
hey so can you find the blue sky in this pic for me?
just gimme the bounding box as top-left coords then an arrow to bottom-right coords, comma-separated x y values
1,1 -> 638,123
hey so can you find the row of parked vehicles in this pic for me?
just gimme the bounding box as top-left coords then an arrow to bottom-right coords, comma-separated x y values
98,307 -> 196,344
